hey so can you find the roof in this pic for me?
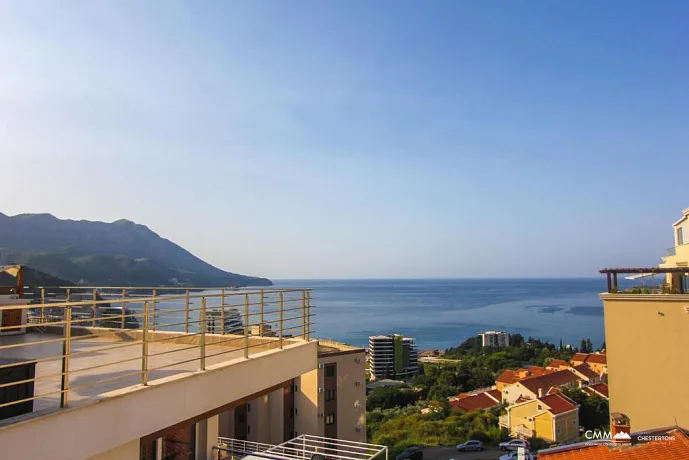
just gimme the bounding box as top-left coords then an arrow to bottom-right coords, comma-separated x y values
450,390 -> 501,411
548,359 -> 569,368
486,389 -> 502,401
497,366 -> 552,384
520,370 -> 581,395
573,364 -> 600,381
586,353 -> 607,365
497,369 -> 519,384
583,383 -> 609,398
538,429 -> 689,459
538,393 -> 578,415
600,267 -> 689,274
571,353 -> 589,363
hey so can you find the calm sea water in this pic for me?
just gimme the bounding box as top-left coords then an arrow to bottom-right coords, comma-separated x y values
270,278 -> 628,350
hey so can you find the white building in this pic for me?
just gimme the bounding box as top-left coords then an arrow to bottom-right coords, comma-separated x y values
480,331 -> 510,348
368,334 -> 418,380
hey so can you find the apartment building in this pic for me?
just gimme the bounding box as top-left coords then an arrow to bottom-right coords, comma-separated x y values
501,392 -> 579,443
0,280 -> 366,460
479,330 -> 510,348
368,334 -> 418,380
600,207 -> 689,432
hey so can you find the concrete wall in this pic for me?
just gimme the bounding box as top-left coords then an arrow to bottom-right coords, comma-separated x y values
0,341 -> 318,460
602,294 -> 689,431
296,369 -> 323,436
331,351 -> 366,441
87,440 -> 139,460
502,383 -> 535,404
268,388 -> 285,444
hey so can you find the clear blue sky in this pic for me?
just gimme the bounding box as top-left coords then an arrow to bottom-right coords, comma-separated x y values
1,1 -> 687,278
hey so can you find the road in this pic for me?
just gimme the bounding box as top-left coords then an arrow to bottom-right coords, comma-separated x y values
421,446 -> 505,460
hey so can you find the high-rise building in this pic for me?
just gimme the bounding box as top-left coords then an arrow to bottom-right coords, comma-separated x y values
368,334 -> 418,380
479,331 -> 510,347
600,207 -> 689,432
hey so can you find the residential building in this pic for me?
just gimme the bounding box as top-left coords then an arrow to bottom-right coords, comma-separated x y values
496,366 -> 556,392
570,364 -> 602,385
449,389 -> 502,411
582,383 -> 609,399
479,330 -> 510,347
570,352 -> 607,376
500,392 -> 579,443
502,369 -> 581,404
0,282 -> 367,460
545,359 -> 569,371
368,334 -> 418,380
599,207 -> 689,431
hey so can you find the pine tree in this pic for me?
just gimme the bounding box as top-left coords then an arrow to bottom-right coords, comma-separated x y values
600,341 -> 606,351
559,339 -> 564,352
580,339 -> 588,353
586,338 -> 593,354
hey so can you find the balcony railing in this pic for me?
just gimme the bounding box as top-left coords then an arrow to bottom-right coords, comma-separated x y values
513,425 -> 534,439
667,247 -> 677,257
499,414 -> 509,428
216,435 -> 388,460
0,287 -> 313,418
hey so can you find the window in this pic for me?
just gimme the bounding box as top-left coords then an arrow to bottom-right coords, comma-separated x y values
290,408 -> 298,417
325,364 -> 336,378
325,389 -> 336,401
572,419 -> 577,427
290,384 -> 299,394
678,227 -> 685,245
325,413 -> 335,425
238,414 -> 245,424
537,405 -> 542,411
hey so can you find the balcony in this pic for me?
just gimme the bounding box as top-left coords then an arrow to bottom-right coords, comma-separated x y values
513,425 -> 534,439
0,287 -> 314,421
216,435 -> 388,460
599,267 -> 689,294
499,414 -> 510,428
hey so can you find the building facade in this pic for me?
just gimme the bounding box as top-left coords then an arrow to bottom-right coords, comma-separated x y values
479,331 -> 510,348
600,207 -> 689,432
368,334 -> 418,380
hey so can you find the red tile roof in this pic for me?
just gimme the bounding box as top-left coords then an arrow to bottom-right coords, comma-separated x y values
449,391 -> 501,411
586,353 -> 607,365
520,370 -> 581,395
548,359 -> 569,368
573,364 -> 600,381
538,393 -> 578,415
587,383 -> 609,398
497,369 -> 519,384
538,429 -> 689,459
497,366 -> 553,384
486,389 -> 502,402
570,353 -> 589,363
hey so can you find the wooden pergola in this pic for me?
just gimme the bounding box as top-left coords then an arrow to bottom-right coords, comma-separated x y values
599,267 -> 689,293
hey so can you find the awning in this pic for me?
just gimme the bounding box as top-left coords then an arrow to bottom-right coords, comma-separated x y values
624,273 -> 664,280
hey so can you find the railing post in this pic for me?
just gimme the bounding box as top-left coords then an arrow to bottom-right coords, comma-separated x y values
185,290 -> 190,333
200,296 -> 206,370
221,289 -> 226,335
92,288 -> 97,327
244,294 -> 249,359
301,290 -> 306,340
306,290 -> 311,341
121,288 -> 127,329
151,289 -> 157,332
60,305 -> 72,408
40,287 -> 46,324
279,292 -> 284,349
259,290 -> 264,336
142,301 -> 149,385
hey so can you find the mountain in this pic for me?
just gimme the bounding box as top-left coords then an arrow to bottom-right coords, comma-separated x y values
0,213 -> 272,287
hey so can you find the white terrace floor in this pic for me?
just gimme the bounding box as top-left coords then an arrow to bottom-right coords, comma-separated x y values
0,331 -> 283,415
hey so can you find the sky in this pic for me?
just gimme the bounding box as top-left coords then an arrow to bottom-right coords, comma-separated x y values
1,1 -> 688,279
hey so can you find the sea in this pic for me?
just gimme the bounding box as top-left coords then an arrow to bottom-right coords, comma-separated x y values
269,278 -> 635,350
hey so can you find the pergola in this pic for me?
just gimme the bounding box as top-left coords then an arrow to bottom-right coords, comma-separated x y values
599,267 -> 689,293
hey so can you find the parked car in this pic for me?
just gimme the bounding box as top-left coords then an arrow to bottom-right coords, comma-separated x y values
395,447 -> 423,460
499,450 -> 536,460
499,439 -> 530,451
455,440 -> 484,452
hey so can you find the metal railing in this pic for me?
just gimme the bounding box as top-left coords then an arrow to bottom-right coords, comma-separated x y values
0,287 -> 313,416
667,247 -> 677,256
216,435 -> 388,460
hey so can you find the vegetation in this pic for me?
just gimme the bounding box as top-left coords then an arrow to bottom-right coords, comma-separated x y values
368,407 -> 508,457
367,386 -> 421,410
561,388 -> 610,431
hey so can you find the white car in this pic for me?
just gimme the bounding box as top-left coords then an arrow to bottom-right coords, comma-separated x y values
498,451 -> 536,460
499,439 -> 530,451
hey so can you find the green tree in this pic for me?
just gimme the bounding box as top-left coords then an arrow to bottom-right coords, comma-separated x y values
562,388 -> 609,430
367,386 -> 419,410
559,339 -> 564,351
586,338 -> 593,354
580,339 -> 587,353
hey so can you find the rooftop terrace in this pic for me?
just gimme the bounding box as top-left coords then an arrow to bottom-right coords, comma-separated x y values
0,287 -> 313,425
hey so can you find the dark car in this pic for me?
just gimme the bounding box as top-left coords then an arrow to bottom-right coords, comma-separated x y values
456,440 -> 484,452
395,447 -> 423,460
